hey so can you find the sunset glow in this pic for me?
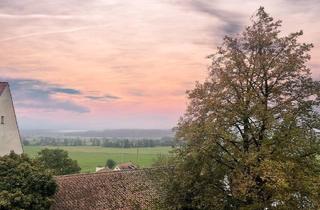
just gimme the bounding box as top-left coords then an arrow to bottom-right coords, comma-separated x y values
1,0 -> 319,129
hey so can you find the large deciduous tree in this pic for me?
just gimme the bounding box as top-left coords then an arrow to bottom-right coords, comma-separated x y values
155,7 -> 320,209
0,152 -> 57,210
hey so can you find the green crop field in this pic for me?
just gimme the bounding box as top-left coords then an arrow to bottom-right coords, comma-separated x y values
24,146 -> 173,172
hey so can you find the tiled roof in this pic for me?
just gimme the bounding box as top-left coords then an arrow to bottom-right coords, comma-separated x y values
116,162 -> 138,170
0,82 -> 8,96
51,169 -> 156,210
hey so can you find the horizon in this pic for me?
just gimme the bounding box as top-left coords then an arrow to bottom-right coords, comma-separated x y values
21,128 -> 174,131
1,0 -> 319,130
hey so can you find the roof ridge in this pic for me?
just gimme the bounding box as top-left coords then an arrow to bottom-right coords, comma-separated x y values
0,82 -> 8,96
54,167 -> 153,178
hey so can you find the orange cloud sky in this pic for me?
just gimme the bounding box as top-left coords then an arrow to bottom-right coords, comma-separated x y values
0,0 -> 319,129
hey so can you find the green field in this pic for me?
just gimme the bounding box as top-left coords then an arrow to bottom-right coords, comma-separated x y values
24,146 -> 172,172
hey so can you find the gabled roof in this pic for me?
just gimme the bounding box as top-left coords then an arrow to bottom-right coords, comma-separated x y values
0,82 -> 8,96
115,162 -> 138,170
51,169 -> 156,210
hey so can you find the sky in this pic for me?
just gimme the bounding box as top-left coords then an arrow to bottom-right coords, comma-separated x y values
0,0 -> 319,130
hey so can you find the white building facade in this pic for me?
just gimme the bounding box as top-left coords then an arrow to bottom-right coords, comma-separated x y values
0,82 -> 23,156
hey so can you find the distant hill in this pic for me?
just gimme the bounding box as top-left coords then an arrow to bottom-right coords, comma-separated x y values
21,129 -> 174,139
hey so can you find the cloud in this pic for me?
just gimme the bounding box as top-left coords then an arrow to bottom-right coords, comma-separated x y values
128,90 -> 145,97
9,79 -> 82,96
282,0 -> 320,10
175,0 -> 244,35
3,78 -> 89,113
0,13 -> 83,20
16,101 -> 89,113
0,24 -> 109,42
51,87 -> 81,95
86,94 -> 120,101
0,0 -> 120,16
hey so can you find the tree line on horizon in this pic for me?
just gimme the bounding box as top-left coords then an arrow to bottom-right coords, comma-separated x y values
22,136 -> 176,148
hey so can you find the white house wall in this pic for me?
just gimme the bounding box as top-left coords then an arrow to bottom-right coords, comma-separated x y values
0,86 -> 23,156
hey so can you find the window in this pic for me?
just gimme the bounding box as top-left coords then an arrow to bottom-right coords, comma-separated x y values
1,116 -> 4,124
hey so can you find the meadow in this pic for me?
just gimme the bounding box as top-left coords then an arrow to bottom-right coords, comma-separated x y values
24,146 -> 172,172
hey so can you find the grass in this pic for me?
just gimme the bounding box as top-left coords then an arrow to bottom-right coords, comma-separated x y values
24,146 -> 173,173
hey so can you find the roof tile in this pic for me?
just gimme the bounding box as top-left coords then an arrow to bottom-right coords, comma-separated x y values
51,169 -> 156,210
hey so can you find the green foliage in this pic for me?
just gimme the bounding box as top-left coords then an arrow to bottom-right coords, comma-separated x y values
0,152 -> 57,210
106,159 -> 116,169
154,7 -> 320,210
36,148 -> 81,175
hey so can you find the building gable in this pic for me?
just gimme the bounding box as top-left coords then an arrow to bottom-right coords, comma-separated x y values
0,82 -> 23,156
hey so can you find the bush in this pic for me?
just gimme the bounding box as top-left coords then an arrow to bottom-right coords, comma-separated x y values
0,152 -> 57,210
106,159 -> 116,169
